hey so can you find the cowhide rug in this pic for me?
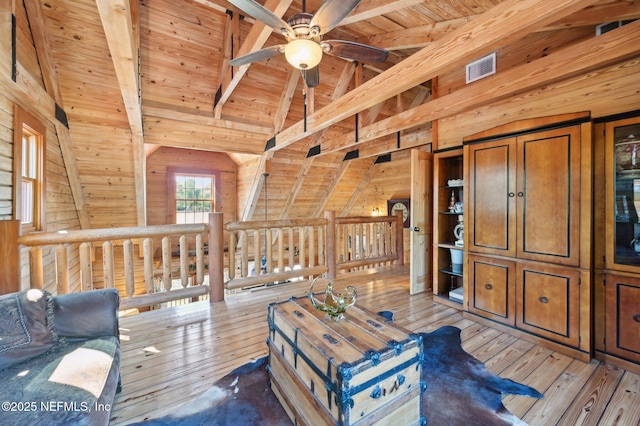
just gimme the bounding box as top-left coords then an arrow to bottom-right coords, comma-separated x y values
129,325 -> 542,425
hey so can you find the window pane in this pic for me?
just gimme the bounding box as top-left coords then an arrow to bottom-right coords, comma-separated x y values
28,137 -> 37,178
21,180 -> 33,225
174,174 -> 214,224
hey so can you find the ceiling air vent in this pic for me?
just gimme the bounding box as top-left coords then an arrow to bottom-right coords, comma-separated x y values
466,53 -> 496,84
596,20 -> 636,35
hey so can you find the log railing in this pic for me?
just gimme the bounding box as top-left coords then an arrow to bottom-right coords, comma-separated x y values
17,224 -> 210,311
16,211 -> 404,310
335,214 -> 404,272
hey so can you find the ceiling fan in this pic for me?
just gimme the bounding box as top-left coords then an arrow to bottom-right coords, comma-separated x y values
228,0 -> 389,88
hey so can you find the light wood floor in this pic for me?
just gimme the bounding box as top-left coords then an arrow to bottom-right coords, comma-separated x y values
110,265 -> 640,425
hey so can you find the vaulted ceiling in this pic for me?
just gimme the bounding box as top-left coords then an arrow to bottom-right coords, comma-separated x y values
29,0 -> 640,227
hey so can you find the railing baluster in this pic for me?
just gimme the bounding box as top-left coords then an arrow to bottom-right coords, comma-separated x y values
254,229 -> 261,274
179,235 -> 188,288
266,228 -> 272,273
366,223 -> 371,259
28,247 -> 43,290
196,233 -> 204,285
79,242 -> 93,292
162,236 -> 172,292
102,241 -> 115,289
288,228 -> 294,269
298,227 -> 305,270
123,239 -> 135,298
228,231 -> 236,280
240,231 -> 248,277
309,226 -> 316,268
143,238 -> 154,294
55,244 -> 69,294
277,229 -> 284,273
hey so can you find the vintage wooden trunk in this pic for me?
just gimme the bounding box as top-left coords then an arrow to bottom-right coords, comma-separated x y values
267,296 -> 424,426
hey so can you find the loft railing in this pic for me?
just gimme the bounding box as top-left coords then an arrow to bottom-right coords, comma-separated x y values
16,211 -> 404,310
17,224 -> 210,311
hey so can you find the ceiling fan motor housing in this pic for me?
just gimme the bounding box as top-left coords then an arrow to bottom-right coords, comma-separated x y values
286,13 -> 320,40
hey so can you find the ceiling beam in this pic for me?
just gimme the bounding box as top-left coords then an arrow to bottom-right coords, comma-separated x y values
143,117 -> 268,155
321,18 -> 640,155
273,68 -> 300,133
342,0 -> 426,26
214,0 -> 294,119
360,1 -> 640,52
269,0 -> 603,153
96,0 -> 146,226
143,102 -> 273,134
361,16 -> 477,51
24,0 -> 90,228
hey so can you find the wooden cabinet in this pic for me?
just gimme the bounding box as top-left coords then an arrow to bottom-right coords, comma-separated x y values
604,115 -> 640,272
466,126 -> 581,266
432,149 -> 464,309
516,261 -> 581,348
604,273 -> 640,364
468,255 -> 580,347
463,112 -> 592,359
597,112 -> 640,371
468,254 -> 515,326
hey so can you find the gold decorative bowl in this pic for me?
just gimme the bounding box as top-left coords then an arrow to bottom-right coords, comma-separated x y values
308,277 -> 357,321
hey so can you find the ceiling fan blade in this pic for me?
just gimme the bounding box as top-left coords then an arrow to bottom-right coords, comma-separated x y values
228,0 -> 293,37
229,45 -> 285,66
309,0 -> 361,35
323,40 -> 389,63
301,67 -> 320,88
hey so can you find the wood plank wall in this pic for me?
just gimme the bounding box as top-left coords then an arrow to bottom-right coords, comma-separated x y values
146,147 -> 238,225
437,26 -> 640,148
0,95 -> 14,220
0,1 -> 81,294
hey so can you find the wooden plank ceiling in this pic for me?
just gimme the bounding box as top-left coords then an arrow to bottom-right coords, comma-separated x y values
34,0 -> 640,227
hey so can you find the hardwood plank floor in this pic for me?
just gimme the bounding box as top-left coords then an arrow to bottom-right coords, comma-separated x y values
110,265 -> 640,425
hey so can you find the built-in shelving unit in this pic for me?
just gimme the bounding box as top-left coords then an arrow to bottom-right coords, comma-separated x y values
432,149 -> 464,309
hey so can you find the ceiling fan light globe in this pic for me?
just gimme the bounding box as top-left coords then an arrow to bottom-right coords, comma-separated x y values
284,39 -> 323,70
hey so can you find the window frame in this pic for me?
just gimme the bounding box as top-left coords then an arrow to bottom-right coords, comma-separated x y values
13,106 -> 46,233
167,167 -> 218,225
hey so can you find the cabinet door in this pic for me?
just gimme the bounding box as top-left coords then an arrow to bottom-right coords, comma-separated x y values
604,116 -> 640,272
468,254 -> 515,326
467,138 -> 517,257
516,261 -> 580,347
516,126 -> 581,266
605,273 -> 640,363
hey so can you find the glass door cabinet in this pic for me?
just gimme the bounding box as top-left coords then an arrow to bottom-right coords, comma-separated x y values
607,116 -> 640,270
602,112 -> 640,368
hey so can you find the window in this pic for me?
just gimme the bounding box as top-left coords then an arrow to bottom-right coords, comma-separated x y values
169,168 -> 216,224
14,106 -> 46,232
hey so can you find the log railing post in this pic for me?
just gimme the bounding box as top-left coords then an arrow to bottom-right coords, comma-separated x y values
209,212 -> 224,302
325,210 -> 336,280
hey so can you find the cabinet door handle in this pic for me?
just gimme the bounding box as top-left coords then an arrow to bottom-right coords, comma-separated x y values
517,191 -> 524,197
539,296 -> 549,304
633,314 -> 640,323
485,283 -> 493,290
508,192 -> 515,198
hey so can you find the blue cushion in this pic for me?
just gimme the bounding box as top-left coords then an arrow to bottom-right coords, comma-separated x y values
0,290 -> 56,370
